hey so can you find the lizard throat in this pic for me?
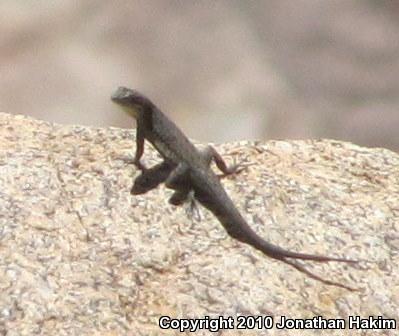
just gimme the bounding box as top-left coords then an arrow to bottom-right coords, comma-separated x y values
119,105 -> 139,119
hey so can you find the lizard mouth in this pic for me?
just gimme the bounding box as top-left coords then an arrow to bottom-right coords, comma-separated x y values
111,86 -> 141,118
111,86 -> 131,104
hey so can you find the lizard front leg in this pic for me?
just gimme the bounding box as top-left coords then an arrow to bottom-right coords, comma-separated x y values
120,124 -> 147,170
132,122 -> 146,171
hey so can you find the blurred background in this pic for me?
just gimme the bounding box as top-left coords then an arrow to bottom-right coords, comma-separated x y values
1,0 -> 398,150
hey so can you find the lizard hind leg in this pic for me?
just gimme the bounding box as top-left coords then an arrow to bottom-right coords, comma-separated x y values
131,161 -> 175,195
201,145 -> 244,177
165,162 -> 193,206
169,189 -> 190,206
165,162 -> 190,189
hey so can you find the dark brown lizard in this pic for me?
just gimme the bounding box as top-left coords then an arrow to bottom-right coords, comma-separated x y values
111,86 -> 360,290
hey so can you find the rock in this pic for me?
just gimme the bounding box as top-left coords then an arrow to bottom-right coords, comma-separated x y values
0,113 -> 397,335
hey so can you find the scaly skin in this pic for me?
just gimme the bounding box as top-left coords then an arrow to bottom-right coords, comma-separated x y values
111,86 -> 360,290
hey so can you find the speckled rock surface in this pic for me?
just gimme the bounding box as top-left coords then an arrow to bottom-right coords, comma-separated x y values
0,112 -> 397,335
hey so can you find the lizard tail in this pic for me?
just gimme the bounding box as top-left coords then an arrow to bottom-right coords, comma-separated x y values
226,222 -> 360,291
249,234 -> 358,264
227,221 -> 358,264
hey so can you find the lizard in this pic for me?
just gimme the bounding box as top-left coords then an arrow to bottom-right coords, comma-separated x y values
111,86 -> 359,290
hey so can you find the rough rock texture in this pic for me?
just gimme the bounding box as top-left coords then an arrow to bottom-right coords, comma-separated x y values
0,112 -> 398,335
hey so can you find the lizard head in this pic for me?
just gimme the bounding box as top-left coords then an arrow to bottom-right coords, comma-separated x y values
111,87 -> 154,119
